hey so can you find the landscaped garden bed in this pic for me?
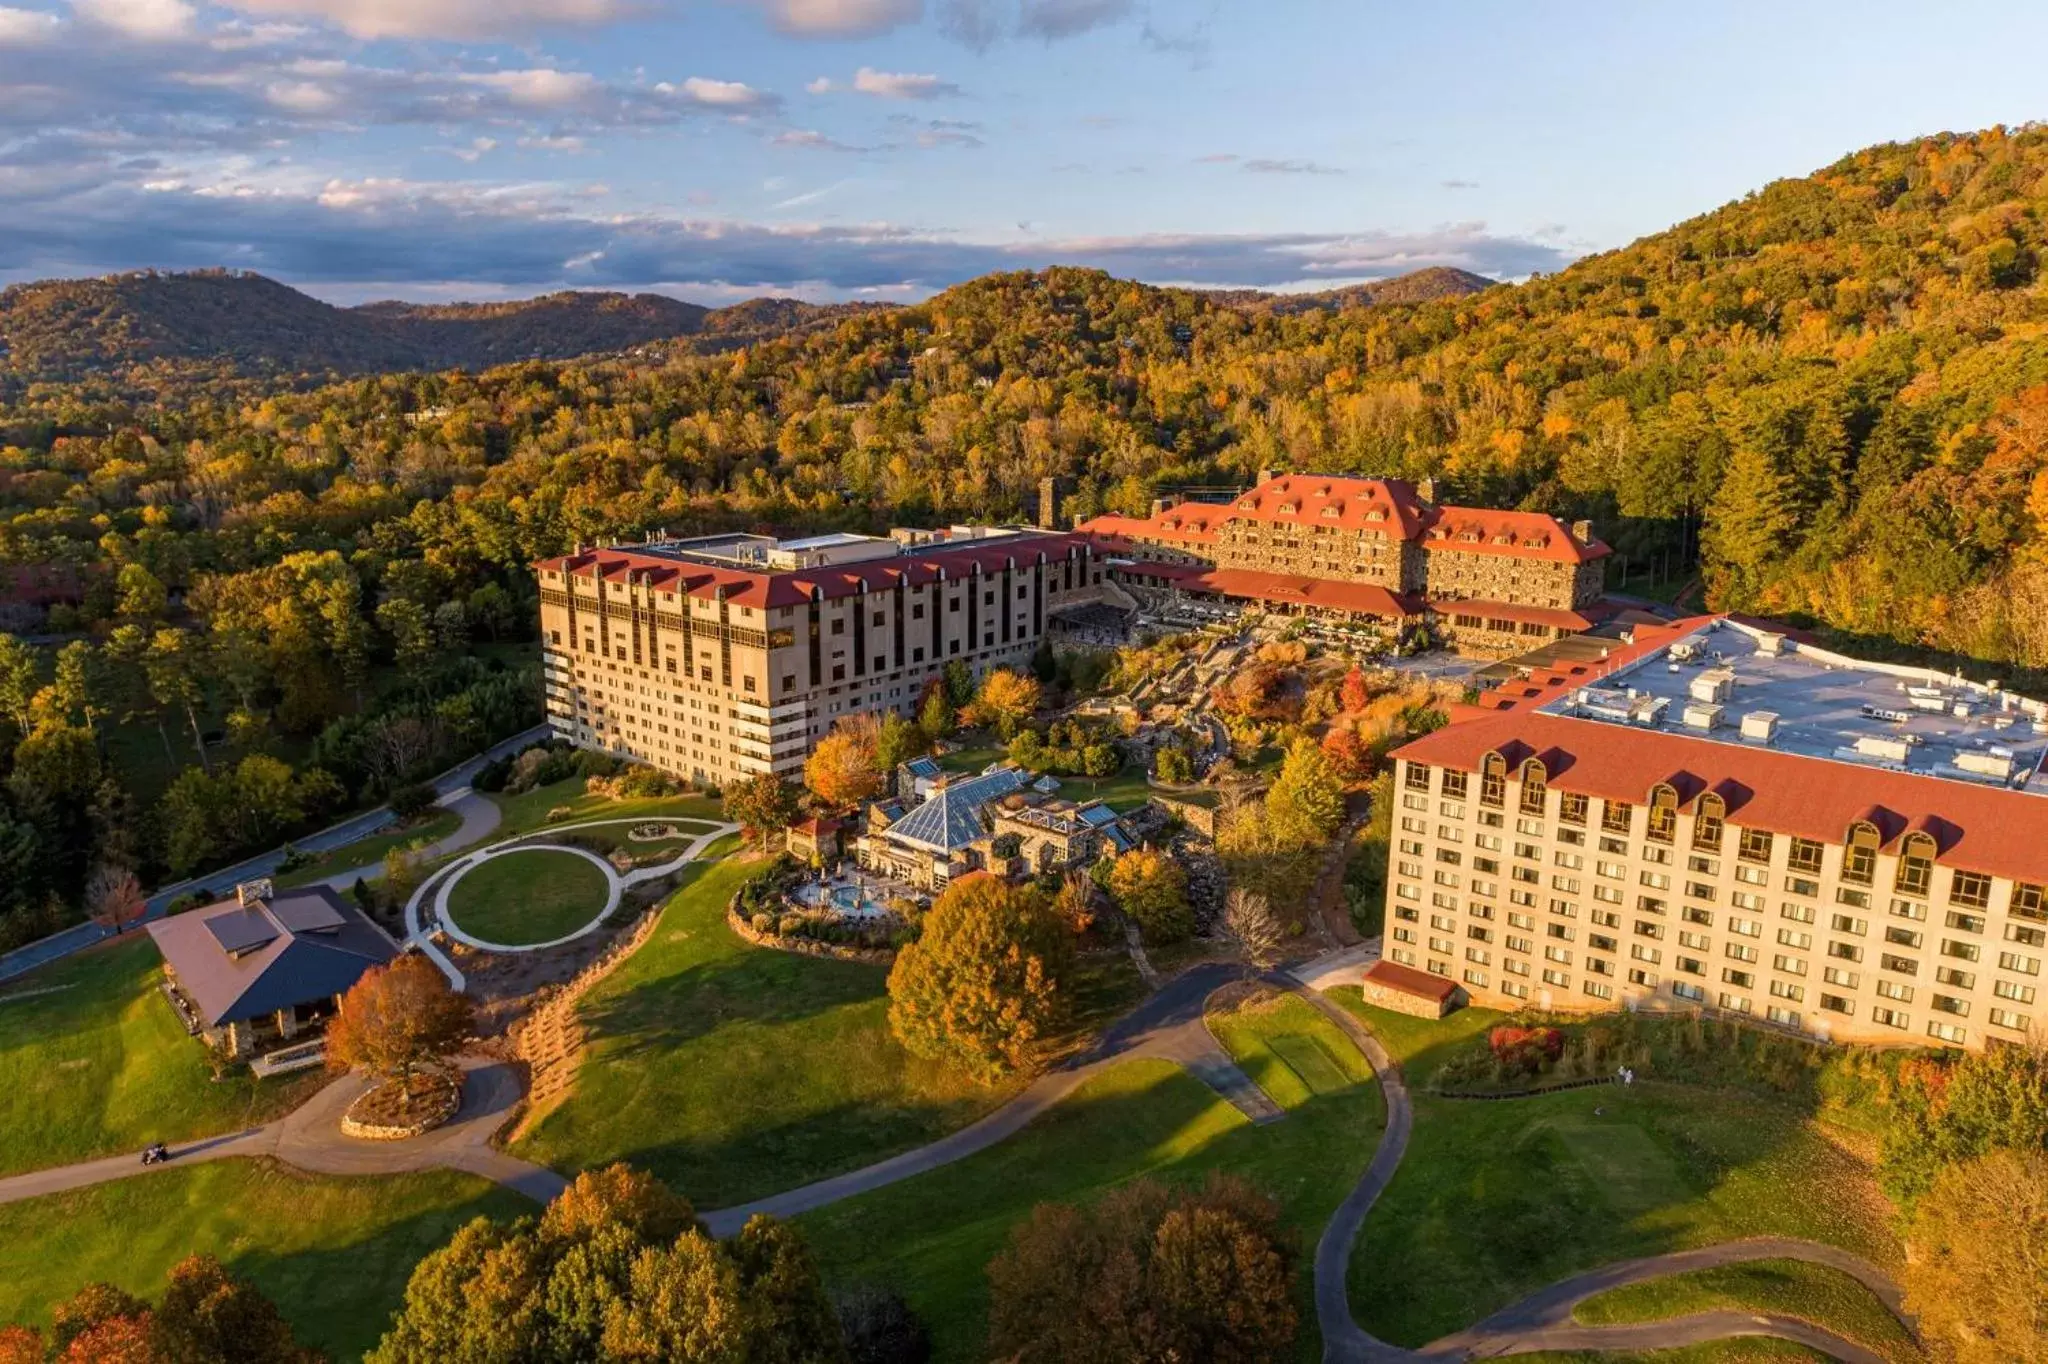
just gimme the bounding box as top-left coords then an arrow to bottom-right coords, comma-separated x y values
341,1068 -> 463,1140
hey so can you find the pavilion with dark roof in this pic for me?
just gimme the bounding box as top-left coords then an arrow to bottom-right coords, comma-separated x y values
147,883 -> 402,1063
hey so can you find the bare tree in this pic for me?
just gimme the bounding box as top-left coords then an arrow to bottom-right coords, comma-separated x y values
85,863 -> 147,935
1225,886 -> 1286,968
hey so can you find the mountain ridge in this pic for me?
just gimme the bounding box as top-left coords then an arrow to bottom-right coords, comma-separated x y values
0,269 -> 883,380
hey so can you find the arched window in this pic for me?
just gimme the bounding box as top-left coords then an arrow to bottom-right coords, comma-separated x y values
1842,821 -> 1880,886
1480,752 -> 1507,808
1692,792 -> 1725,852
1646,784 -> 1678,844
1895,832 -> 1935,897
1518,759 -> 1548,815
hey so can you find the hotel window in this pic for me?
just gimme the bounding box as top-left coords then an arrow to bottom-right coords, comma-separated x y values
1841,822 -> 1879,886
1788,838 -> 1825,875
1404,762 -> 1432,792
1950,870 -> 1992,910
1819,993 -> 1851,1015
1646,786 -> 1678,844
1519,760 -> 1548,815
1692,794 -> 1725,852
1927,1021 -> 1966,1045
1871,1007 -> 1909,1031
1601,800 -> 1633,834
1892,836 -> 1935,896
1738,828 -> 1774,865
1480,754 -> 1507,808
1990,1008 -> 2033,1032
1559,793 -> 1588,826
2011,881 -> 2046,922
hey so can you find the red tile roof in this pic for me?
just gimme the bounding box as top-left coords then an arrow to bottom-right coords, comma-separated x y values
1074,472 -> 1609,565
1392,694 -> 2048,886
1362,958 -> 1461,1001
535,533 -> 1091,608
1182,568 -> 1421,619
1430,598 -> 1596,631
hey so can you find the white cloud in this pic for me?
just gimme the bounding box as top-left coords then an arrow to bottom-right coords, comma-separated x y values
0,7 -> 62,43
217,0 -> 632,40
751,0 -> 920,37
457,68 -> 603,110
667,76 -> 772,109
812,66 -> 961,100
1242,158 -> 1344,176
73,0 -> 196,40
264,78 -> 340,114
773,128 -> 865,152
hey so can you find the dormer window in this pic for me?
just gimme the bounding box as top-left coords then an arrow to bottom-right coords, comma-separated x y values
1693,793 -> 1725,852
1646,786 -> 1678,843
1842,822 -> 1880,886
1480,753 -> 1507,808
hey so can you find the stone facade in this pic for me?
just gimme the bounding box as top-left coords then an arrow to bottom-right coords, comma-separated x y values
1078,472 -> 1610,657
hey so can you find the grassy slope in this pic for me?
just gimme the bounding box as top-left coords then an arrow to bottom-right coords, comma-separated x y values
1332,999 -> 1900,1348
444,847 -> 612,945
486,777 -> 724,841
1573,1259 -> 1922,1363
0,937 -> 323,1176
798,991 -> 1387,1363
511,854 -> 1010,1208
0,1159 -> 526,1362
274,808 -> 463,888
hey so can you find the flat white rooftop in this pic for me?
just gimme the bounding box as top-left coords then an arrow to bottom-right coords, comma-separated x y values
1538,617 -> 2048,796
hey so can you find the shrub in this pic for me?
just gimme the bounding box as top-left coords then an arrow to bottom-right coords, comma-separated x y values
1488,1025 -> 1566,1078
387,782 -> 437,820
751,912 -> 774,934
836,1286 -> 932,1364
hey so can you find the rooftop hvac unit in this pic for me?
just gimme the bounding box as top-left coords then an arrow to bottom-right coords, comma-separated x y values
1956,751 -> 2016,780
1682,702 -> 1724,730
1855,735 -> 1912,764
1756,632 -> 1786,656
1740,710 -> 1780,742
1689,670 -> 1734,704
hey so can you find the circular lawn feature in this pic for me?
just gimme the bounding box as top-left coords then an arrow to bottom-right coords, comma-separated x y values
444,847 -> 613,947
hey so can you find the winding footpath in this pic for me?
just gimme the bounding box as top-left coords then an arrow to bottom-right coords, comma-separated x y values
1289,967 -> 1913,1364
3,897 -> 1916,1363
0,1058 -> 564,1208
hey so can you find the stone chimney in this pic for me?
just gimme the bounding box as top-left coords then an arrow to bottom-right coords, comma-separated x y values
1571,519 -> 1593,545
1256,468 -> 1277,486
1416,476 -> 1438,506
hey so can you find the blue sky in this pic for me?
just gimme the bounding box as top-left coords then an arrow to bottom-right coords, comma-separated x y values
1,0 -> 2043,302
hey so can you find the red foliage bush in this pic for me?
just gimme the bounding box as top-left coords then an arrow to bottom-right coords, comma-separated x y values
1488,1025 -> 1565,1077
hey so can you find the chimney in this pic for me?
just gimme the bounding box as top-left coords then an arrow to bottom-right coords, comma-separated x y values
1417,476 -> 1437,506
1571,519 -> 1593,545
236,879 -> 273,907
1256,468 -> 1277,486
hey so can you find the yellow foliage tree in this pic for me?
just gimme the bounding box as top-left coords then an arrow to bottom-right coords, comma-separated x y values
886,874 -> 1071,1082
803,717 -> 883,808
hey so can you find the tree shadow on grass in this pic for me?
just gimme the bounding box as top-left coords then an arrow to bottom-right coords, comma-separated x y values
224,1176 -> 530,1362
1346,1039 -> 1900,1348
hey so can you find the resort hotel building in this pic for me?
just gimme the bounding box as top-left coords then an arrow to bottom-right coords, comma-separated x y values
534,526 -> 1121,787
1383,614 -> 2048,1051
1076,470 -> 1612,656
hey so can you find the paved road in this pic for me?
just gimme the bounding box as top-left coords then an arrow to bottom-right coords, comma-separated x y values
307,788 -> 504,893
0,724 -> 548,984
0,1058 -> 565,1208
701,962 -> 1278,1236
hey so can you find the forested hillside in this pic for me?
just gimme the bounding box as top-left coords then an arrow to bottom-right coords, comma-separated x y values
2,125 -> 2047,946
0,271 -> 876,381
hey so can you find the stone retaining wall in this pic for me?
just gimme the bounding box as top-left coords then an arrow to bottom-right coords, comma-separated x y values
726,904 -> 896,966
342,1073 -> 461,1140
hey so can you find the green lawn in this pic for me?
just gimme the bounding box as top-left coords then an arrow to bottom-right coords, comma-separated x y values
1325,991 -> 1505,1085
487,776 -> 723,841
0,1159 -> 527,1362
511,854 -> 1013,1209
1347,1077 -> 1899,1346
1573,1258 -> 1922,1363
0,937 -> 324,1176
274,809 -> 464,888
797,990 -> 1387,1362
443,847 -> 612,946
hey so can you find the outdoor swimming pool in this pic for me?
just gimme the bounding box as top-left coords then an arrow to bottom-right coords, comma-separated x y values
793,875 -> 893,922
